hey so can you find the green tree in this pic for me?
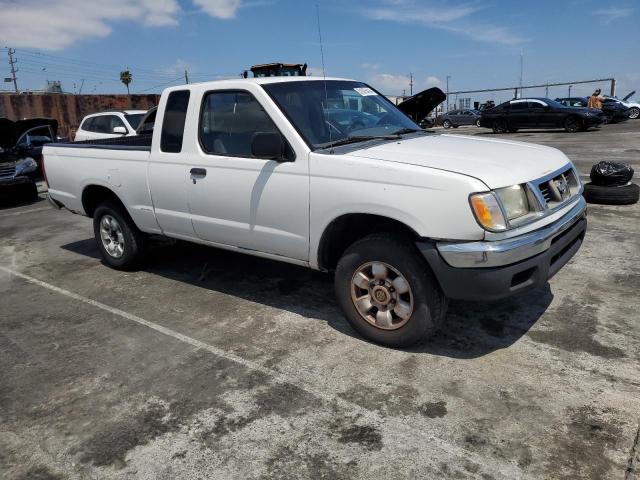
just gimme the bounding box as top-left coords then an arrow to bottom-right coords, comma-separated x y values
120,70 -> 132,95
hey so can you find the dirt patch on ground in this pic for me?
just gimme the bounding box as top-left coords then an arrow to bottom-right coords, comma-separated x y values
337,424 -> 383,451
545,405 -> 626,479
527,296 -> 625,359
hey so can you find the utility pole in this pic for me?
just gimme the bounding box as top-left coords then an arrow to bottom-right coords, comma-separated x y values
518,49 -> 523,99
7,48 -> 19,93
446,75 -> 451,112
409,72 -> 413,96
184,69 -> 189,84
568,85 -> 572,97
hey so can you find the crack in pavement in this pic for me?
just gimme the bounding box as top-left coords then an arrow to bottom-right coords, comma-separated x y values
627,421 -> 640,480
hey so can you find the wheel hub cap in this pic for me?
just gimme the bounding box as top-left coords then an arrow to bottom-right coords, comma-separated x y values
350,261 -> 414,330
99,215 -> 125,259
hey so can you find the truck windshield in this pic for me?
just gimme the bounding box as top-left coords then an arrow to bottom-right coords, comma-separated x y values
262,80 -> 421,150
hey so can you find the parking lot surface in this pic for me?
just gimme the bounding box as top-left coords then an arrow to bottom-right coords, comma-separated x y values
1,122 -> 639,479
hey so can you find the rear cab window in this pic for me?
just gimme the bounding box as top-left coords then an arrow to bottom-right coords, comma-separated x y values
161,90 -> 191,153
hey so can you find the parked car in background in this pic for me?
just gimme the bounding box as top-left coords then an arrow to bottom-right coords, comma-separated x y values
45,77 -> 587,347
0,117 -> 59,199
602,97 -> 635,121
555,97 -> 630,124
480,98 -> 606,133
616,91 -> 640,119
74,110 -> 147,141
439,109 -> 482,128
396,87 -> 446,129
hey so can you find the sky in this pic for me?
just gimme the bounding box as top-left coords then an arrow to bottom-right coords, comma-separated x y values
1,0 -> 638,105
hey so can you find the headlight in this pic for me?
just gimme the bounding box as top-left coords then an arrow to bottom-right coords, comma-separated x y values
469,192 -> 507,231
495,184 -> 529,220
15,157 -> 38,176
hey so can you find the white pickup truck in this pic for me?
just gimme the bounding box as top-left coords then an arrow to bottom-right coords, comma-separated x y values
44,77 -> 587,347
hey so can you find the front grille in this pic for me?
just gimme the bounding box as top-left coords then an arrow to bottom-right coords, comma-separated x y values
535,167 -> 578,208
0,164 -> 16,179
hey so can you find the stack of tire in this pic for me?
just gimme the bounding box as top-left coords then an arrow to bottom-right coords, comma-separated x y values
583,161 -> 639,205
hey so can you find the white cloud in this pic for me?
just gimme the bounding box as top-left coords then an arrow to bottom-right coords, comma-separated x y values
0,0 -> 252,51
425,75 -> 442,87
368,73 -> 412,94
0,0 -> 179,50
593,7 -> 634,24
192,0 -> 242,19
368,73 -> 444,94
362,0 -> 525,45
157,59 -> 194,76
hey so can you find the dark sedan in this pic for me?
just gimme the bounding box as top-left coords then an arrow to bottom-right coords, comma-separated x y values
555,97 -> 630,124
439,109 -> 482,128
479,98 -> 606,133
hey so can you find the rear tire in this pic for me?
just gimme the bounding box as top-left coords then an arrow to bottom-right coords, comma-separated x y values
443,119 -> 452,129
335,233 -> 448,348
583,182 -> 639,205
492,119 -> 507,133
475,119 -> 481,127
564,115 -> 582,133
93,201 -> 147,270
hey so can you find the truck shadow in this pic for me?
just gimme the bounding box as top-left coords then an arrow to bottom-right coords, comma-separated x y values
61,238 -> 552,359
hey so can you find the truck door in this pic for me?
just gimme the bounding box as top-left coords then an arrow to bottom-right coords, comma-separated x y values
147,89 -> 198,238
187,89 -> 310,262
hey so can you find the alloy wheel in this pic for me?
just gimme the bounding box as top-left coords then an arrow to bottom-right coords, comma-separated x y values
99,214 -> 125,258
350,261 -> 414,330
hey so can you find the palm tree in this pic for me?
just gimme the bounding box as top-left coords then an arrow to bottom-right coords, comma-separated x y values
120,70 -> 132,95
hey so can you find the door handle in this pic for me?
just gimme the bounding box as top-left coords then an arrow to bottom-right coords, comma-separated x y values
190,167 -> 206,184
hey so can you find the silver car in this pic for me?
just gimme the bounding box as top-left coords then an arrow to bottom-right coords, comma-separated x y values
440,109 -> 482,129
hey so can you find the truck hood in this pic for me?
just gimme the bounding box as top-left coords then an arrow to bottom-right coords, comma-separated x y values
349,133 -> 570,189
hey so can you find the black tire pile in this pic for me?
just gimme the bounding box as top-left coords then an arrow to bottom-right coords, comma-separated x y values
583,161 -> 639,205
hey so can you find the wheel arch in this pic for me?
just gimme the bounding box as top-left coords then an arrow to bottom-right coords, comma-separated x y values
316,213 -> 421,271
81,184 -> 129,219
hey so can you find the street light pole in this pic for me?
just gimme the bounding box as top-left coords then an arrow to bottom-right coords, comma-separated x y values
446,75 -> 451,112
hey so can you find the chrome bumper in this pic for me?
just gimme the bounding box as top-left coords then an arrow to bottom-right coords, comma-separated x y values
437,196 -> 587,268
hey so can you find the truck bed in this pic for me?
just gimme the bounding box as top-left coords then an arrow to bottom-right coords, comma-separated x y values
54,134 -> 152,151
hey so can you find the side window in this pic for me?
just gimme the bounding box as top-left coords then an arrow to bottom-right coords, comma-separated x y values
109,115 -> 126,132
199,91 -> 282,158
161,90 -> 190,153
81,117 -> 94,131
92,115 -> 112,133
528,101 -> 545,110
510,102 -> 528,111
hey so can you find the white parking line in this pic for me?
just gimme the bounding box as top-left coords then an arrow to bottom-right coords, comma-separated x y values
0,206 -> 51,218
0,265 -> 530,478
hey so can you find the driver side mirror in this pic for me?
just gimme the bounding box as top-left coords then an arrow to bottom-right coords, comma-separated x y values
113,126 -> 127,135
251,132 -> 289,162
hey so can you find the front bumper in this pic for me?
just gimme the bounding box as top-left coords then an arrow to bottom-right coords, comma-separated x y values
0,175 -> 34,187
417,197 -> 587,301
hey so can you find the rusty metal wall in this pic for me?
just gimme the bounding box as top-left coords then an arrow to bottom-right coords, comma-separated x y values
0,93 -> 159,139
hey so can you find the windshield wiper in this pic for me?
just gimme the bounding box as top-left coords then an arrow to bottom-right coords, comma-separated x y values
390,127 -> 424,135
320,135 -> 399,149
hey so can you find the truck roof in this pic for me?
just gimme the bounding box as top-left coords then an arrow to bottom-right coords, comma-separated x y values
164,76 -> 356,92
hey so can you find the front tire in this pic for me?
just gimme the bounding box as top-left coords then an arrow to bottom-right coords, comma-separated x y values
629,107 -> 639,119
492,118 -> 507,133
93,201 -> 147,270
475,119 -> 481,127
335,234 -> 447,347
564,115 -> 582,133
443,119 -> 452,129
